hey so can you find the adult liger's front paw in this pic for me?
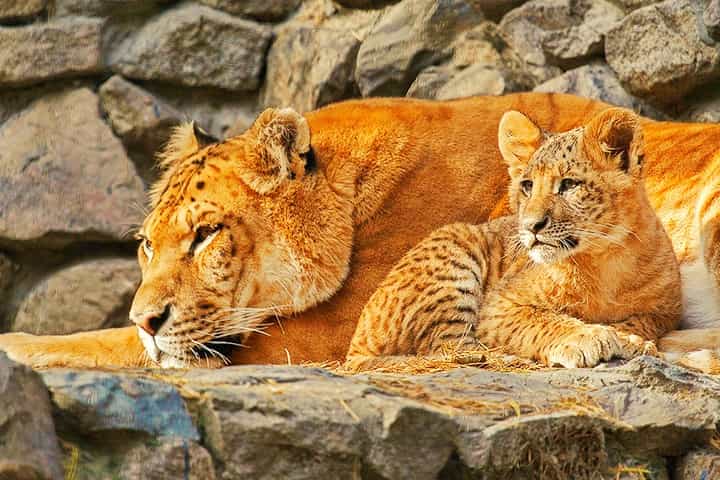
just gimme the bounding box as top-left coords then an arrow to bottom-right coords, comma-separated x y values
544,325 -> 624,368
0,333 -> 44,367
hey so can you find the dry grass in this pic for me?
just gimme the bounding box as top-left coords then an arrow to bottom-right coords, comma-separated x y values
610,464 -> 650,480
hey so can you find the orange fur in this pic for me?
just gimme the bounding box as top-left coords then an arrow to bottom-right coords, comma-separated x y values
346,108 -> 680,370
0,93 -> 718,369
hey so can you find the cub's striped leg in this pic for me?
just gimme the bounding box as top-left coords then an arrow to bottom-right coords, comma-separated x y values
344,223 -> 504,372
477,291 -> 629,369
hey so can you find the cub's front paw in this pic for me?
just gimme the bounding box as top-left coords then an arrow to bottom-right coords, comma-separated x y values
544,325 -> 624,368
0,333 -> 42,367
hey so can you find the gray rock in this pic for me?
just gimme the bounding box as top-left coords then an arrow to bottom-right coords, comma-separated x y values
0,88 -> 145,246
196,0 -> 301,21
675,448 -> 720,480
41,370 -> 199,439
12,258 -> 140,335
334,0 -> 398,9
0,18 -> 104,87
0,353 -> 63,480
262,25 -> 361,113
108,4 -> 272,91
500,0 -> 623,75
0,253 -> 15,302
143,83 -> 258,141
355,0 -> 484,97
120,437 -> 215,480
99,75 -> 183,183
53,0 -> 172,17
613,0 -> 665,11
0,0 -> 46,22
605,0 -> 720,102
435,64 -> 508,100
534,63 -> 667,119
705,0 -> 720,41
406,66 -> 454,98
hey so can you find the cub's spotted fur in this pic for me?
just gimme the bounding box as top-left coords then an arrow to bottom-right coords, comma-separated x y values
346,108 -> 682,370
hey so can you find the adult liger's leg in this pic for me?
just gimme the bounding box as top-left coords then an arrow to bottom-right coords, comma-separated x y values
0,326 -> 150,369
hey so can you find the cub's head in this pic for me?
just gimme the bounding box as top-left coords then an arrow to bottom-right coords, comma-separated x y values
498,107 -> 645,264
129,108 -> 354,367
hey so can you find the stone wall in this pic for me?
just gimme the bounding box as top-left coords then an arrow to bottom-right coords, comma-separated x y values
2,0 -> 720,335
4,353 -> 720,479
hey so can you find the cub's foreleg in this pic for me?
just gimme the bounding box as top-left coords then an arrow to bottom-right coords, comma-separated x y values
345,223 -> 503,372
478,292 -> 632,368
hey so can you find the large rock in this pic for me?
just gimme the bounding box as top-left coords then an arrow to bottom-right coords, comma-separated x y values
262,22 -> 365,112
675,449 -> 720,479
42,370 -> 199,439
142,83 -> 258,140
499,0 -> 623,77
434,64 -> 508,99
0,88 -> 145,246
355,0 -> 484,97
99,75 -> 183,183
605,0 -> 720,103
108,4 -> 272,91
534,63 -> 667,119
120,437 -> 216,480
0,353 -> 63,480
12,258 -> 141,335
197,0 -> 301,21
705,0 -> 720,41
0,0 -> 46,22
0,18 -> 103,87
334,0 -> 398,9
35,357 -> 718,479
53,0 -> 171,16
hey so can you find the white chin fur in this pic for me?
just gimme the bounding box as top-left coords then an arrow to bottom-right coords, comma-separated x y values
137,327 -> 161,362
680,260 -> 720,329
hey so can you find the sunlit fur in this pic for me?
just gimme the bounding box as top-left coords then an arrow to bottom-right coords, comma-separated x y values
347,108 -> 682,370
2,93 -> 720,371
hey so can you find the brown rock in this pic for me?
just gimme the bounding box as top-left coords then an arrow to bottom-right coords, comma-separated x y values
0,353 -> 63,480
0,0 -> 46,23
0,18 -> 104,87
12,258 -> 140,335
53,0 -> 172,17
99,75 -> 183,183
605,0 -> 720,102
262,25 -> 361,112
108,4 -> 272,92
197,0 -> 301,21
500,0 -> 623,74
0,88 -> 145,246
354,0 -> 484,97
120,437 -> 215,480
675,448 -> 720,480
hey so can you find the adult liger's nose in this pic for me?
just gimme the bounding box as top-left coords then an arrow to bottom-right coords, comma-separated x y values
130,304 -> 171,336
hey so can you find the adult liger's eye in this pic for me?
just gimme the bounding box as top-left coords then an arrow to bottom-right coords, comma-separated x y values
142,239 -> 153,259
520,179 -> 533,196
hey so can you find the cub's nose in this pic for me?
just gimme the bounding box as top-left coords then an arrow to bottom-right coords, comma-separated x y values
131,304 -> 171,336
523,215 -> 550,234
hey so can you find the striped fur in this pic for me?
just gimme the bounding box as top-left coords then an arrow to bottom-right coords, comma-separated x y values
346,108 -> 681,370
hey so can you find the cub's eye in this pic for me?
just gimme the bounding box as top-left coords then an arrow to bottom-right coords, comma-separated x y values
558,178 -> 582,194
520,180 -> 533,196
142,239 -> 153,260
191,223 -> 223,255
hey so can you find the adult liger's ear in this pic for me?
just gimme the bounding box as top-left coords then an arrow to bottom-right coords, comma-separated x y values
498,111 -> 542,177
242,108 -> 311,194
583,107 -> 644,176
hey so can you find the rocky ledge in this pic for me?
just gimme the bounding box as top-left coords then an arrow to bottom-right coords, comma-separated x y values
3,353 -> 720,480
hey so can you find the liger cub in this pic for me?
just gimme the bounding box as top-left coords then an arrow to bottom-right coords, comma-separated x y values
346,108 -> 682,370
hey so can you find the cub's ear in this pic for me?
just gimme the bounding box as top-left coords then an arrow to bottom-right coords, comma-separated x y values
583,108 -> 644,175
242,108 -> 311,194
498,111 -> 542,177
